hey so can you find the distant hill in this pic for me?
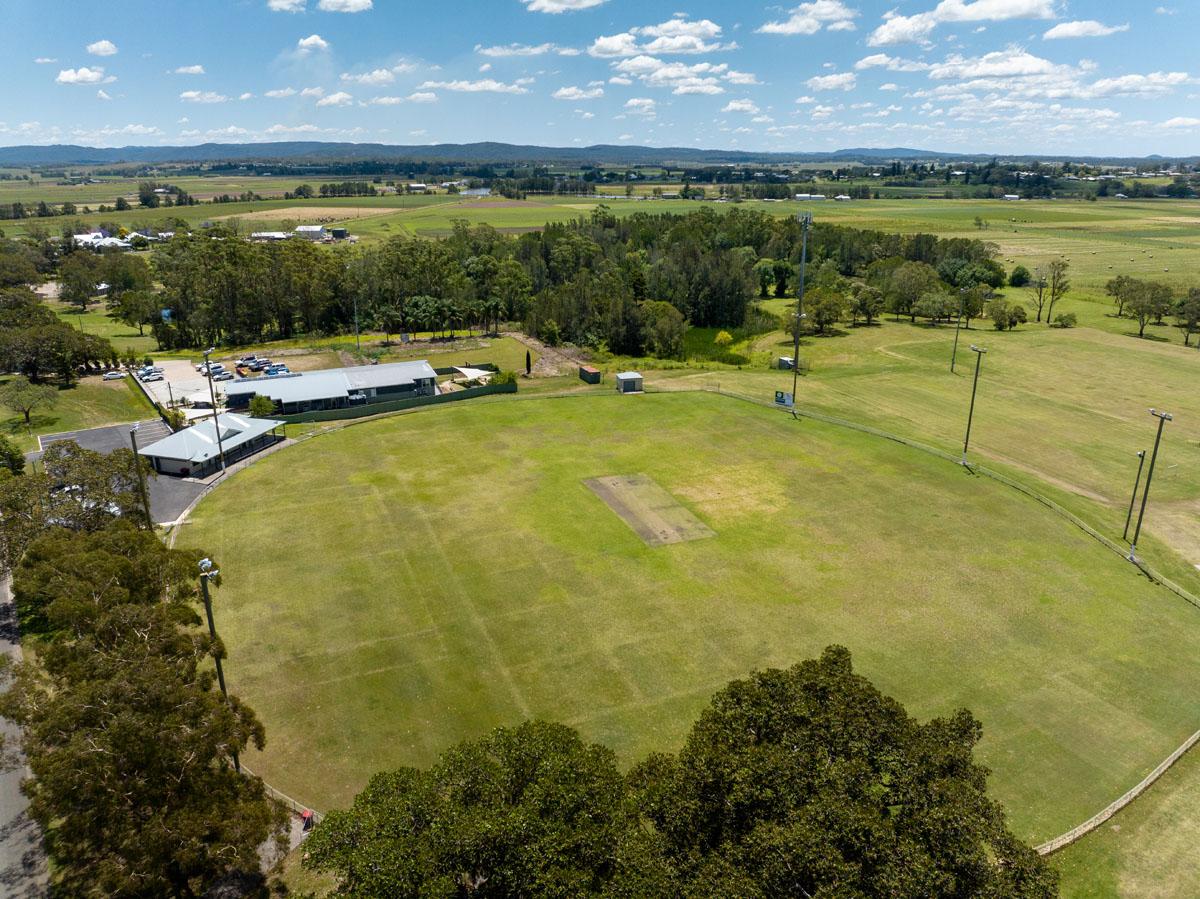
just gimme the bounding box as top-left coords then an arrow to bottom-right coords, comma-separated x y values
0,141 -> 1192,168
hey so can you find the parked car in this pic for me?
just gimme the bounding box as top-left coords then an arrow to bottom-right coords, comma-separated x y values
102,370 -> 126,381
140,372 -> 164,382
248,359 -> 271,371
213,371 -> 234,382
236,355 -> 260,366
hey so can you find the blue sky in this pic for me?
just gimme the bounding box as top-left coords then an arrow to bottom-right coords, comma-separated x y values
5,0 -> 1198,156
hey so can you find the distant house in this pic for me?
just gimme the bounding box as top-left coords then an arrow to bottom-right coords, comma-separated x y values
138,413 -> 284,478
1002,194 -> 1021,201
251,231 -> 292,242
294,225 -> 326,241
224,360 -> 438,416
794,194 -> 827,201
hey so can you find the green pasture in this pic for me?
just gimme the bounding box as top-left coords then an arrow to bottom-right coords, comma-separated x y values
1,376 -> 153,451
182,392 -> 1200,846
49,300 -> 158,355
1055,748 -> 1200,897
620,313 -> 1200,582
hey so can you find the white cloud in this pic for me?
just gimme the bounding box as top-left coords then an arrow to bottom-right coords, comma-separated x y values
97,89 -> 112,101
795,95 -> 816,103
300,86 -> 326,98
266,123 -> 323,134
807,72 -> 857,91
869,0 -> 1055,46
316,90 -> 353,106
521,0 -> 607,11
758,1 -> 859,36
318,0 -> 372,10
268,0 -> 305,10
725,70 -> 760,85
369,90 -> 439,105
1043,20 -> 1130,40
34,57 -> 57,64
180,90 -> 229,103
855,53 -> 928,72
879,82 -> 899,90
297,34 -> 329,53
1085,71 -> 1190,97
553,85 -> 604,100
239,92 -> 254,100
590,16 -> 735,58
56,67 -> 113,85
408,91 -> 438,103
1162,116 -> 1200,128
418,78 -> 530,94
266,87 -> 297,98
609,75 -> 633,85
173,65 -> 206,75
722,99 -> 760,114
928,48 -> 1065,80
341,68 -> 396,85
612,56 -> 737,94
625,97 -> 657,116
86,39 -> 118,57
476,42 -> 578,57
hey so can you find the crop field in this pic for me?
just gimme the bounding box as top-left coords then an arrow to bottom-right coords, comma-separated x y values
182,392 -> 1200,849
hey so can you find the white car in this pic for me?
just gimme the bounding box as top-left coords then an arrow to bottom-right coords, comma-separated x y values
139,372 -> 164,382
102,370 -> 126,381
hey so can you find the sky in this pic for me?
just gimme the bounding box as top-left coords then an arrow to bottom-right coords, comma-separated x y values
3,0 -> 1198,157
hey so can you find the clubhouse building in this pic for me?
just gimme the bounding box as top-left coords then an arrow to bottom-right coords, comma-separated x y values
224,360 -> 439,416
138,413 -> 284,479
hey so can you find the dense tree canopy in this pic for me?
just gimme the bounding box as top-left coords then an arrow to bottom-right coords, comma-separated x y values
306,646 -> 1056,898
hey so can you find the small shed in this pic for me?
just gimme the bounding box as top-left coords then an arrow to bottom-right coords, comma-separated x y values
579,365 -> 601,385
616,371 -> 643,394
777,356 -> 795,370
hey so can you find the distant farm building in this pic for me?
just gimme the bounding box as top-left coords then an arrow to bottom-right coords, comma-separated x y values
224,360 -> 438,416
460,187 -> 492,198
294,225 -> 327,241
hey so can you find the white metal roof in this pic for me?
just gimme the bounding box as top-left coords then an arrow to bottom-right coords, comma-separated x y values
295,225 -> 326,233
138,413 -> 282,464
225,360 -> 438,406
616,371 -> 643,380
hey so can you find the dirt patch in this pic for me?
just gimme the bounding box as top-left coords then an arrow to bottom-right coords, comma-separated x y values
503,331 -> 585,377
213,206 -> 392,224
586,474 -> 715,547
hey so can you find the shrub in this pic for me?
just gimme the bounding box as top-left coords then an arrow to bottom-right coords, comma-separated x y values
714,330 -> 733,347
1052,312 -> 1077,329
541,319 -> 561,347
1008,265 -> 1031,288
248,395 -> 276,418
491,370 -> 518,386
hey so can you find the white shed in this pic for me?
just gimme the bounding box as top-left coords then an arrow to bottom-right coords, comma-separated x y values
616,372 -> 644,394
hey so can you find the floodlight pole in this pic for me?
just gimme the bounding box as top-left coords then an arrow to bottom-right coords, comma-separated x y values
199,561 -> 239,773
961,345 -> 986,466
129,424 -> 153,529
1129,409 -> 1172,562
951,289 -> 966,373
1122,450 -> 1147,543
203,347 -> 228,473
790,212 -> 812,419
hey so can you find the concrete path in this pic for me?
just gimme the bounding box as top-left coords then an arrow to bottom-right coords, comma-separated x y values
0,579 -> 48,897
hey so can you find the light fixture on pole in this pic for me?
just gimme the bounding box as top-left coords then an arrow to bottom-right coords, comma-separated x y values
961,345 -> 987,466
128,423 -> 153,528
789,212 -> 812,419
951,288 -> 967,373
1128,409 -> 1172,563
1122,449 -> 1147,543
203,346 -> 228,473
199,558 -> 239,773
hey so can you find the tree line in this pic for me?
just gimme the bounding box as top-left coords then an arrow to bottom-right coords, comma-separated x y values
121,208 -> 1010,359
1106,274 -> 1200,343
305,645 -> 1057,897
0,442 -> 286,896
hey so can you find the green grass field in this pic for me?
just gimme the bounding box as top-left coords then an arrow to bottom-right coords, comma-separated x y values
182,392 -> 1200,848
1,376 -> 154,451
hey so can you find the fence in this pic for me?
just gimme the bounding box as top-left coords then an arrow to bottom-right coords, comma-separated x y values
274,381 -> 517,424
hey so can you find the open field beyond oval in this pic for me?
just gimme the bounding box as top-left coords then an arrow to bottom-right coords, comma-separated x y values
181,391 -> 1200,846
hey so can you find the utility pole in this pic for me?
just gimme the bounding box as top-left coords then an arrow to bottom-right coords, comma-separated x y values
199,559 -> 239,773
961,345 -> 986,466
353,291 -> 361,353
203,347 -> 228,473
129,424 -> 153,528
1129,409 -> 1172,562
1122,450 -> 1147,543
951,288 -> 966,373
790,212 -> 812,419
